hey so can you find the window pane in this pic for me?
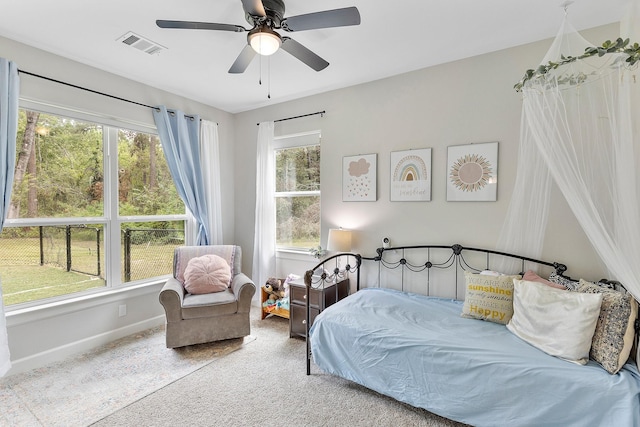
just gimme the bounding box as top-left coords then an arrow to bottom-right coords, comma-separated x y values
3,108 -> 189,307
118,130 -> 183,216
121,221 -> 185,282
10,110 -> 103,219
276,196 -> 320,249
0,225 -> 106,306
275,145 -> 320,192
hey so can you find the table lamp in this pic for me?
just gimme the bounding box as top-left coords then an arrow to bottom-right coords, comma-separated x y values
327,228 -> 352,253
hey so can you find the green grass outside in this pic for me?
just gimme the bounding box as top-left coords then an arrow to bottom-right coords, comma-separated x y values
1,265 -> 104,305
277,238 -> 318,250
1,235 -> 317,307
0,237 -> 175,306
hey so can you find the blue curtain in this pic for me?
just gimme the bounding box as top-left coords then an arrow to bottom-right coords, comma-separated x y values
152,106 -> 210,245
0,58 -> 19,376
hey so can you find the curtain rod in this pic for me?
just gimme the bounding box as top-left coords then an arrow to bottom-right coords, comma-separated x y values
256,110 -> 325,126
19,69 -> 156,110
18,69 -> 209,122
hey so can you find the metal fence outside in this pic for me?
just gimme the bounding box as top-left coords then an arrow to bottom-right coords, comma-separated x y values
122,228 -> 184,282
42,225 -> 102,276
0,226 -> 184,282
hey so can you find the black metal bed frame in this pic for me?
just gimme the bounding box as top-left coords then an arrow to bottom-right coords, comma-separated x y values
368,243 -> 569,297
303,243 -> 571,375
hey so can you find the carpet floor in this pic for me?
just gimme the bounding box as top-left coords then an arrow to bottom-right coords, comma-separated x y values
0,325 -> 254,426
1,304 -> 467,427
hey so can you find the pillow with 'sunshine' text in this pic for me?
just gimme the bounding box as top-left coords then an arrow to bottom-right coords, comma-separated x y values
461,272 -> 521,325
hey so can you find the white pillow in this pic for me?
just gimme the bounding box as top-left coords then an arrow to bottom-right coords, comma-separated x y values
506,279 -> 603,365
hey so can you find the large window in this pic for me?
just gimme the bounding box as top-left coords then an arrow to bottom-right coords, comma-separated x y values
274,131 -> 321,250
0,107 -> 186,307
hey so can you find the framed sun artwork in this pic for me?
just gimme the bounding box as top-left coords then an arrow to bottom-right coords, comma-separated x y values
390,148 -> 432,201
343,153 -> 377,201
446,142 -> 498,201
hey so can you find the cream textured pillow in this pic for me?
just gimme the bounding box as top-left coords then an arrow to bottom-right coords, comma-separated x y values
507,279 -> 603,365
577,280 -> 638,374
461,272 -> 521,324
183,254 -> 231,294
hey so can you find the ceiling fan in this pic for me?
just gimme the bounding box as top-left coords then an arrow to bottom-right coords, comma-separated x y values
156,0 -> 361,74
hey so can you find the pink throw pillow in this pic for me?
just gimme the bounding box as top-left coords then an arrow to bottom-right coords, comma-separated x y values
523,270 -> 566,290
183,254 -> 231,294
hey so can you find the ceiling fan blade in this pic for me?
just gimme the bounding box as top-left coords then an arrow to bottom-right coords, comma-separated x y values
228,44 -> 257,73
281,37 -> 329,71
156,20 -> 246,32
282,7 -> 360,32
241,0 -> 266,17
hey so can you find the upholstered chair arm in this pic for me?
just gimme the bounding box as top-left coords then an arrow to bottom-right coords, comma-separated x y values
159,277 -> 185,322
231,273 -> 256,313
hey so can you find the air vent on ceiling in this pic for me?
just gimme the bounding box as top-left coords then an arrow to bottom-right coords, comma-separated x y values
117,32 -> 166,55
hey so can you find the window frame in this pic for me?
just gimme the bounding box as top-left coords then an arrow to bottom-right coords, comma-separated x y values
273,130 -> 321,252
2,99 -> 188,310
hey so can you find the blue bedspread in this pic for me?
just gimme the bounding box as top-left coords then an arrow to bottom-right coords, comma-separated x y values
309,288 -> 640,427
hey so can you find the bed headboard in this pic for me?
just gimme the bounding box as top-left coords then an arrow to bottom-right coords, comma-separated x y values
362,244 -> 570,300
302,244 -> 569,297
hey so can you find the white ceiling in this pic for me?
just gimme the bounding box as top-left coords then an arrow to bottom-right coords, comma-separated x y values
0,0 -> 631,113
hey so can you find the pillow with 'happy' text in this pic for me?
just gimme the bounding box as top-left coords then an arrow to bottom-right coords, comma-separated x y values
461,272 -> 521,325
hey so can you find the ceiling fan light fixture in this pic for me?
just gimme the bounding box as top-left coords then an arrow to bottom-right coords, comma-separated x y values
248,26 -> 282,56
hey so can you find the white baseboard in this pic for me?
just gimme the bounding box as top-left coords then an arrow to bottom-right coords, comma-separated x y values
7,315 -> 165,376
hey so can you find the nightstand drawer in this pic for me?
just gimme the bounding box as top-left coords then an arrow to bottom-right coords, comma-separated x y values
290,304 -> 319,337
290,284 -> 314,306
290,279 -> 348,309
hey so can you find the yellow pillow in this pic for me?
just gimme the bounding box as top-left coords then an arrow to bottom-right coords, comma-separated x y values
461,272 -> 521,324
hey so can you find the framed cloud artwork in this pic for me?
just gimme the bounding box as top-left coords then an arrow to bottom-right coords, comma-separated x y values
390,148 -> 432,201
446,142 -> 498,202
343,153 -> 377,201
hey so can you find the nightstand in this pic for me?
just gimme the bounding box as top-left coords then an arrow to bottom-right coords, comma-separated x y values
288,277 -> 349,338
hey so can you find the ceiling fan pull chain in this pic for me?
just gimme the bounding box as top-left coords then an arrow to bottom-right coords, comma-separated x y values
268,56 -> 271,99
259,52 -> 263,86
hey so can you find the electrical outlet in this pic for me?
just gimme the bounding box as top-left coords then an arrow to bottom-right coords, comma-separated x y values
118,304 -> 127,317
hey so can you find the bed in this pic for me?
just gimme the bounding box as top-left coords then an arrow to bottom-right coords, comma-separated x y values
304,244 -> 640,427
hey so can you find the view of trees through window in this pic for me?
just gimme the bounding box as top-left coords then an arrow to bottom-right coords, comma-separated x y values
275,139 -> 320,250
0,109 -> 186,306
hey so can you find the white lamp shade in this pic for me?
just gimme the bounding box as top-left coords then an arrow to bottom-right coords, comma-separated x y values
248,30 -> 281,56
327,229 -> 352,252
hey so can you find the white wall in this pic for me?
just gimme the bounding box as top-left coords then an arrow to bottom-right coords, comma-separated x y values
0,35 -> 236,374
234,23 -> 621,285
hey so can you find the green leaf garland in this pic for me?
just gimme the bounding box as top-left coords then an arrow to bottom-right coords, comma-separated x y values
514,37 -> 640,92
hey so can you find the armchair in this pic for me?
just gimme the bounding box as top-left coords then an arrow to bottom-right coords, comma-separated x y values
159,245 -> 256,348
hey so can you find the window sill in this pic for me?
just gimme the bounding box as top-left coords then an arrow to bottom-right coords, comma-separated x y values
5,278 -> 167,327
276,248 -> 317,262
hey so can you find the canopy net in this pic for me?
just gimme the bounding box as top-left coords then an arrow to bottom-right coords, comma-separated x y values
497,3 -> 640,302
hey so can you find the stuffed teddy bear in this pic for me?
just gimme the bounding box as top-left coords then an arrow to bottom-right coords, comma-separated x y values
264,277 -> 285,300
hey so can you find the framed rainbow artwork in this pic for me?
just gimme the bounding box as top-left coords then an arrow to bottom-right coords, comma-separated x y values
390,148 -> 432,201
